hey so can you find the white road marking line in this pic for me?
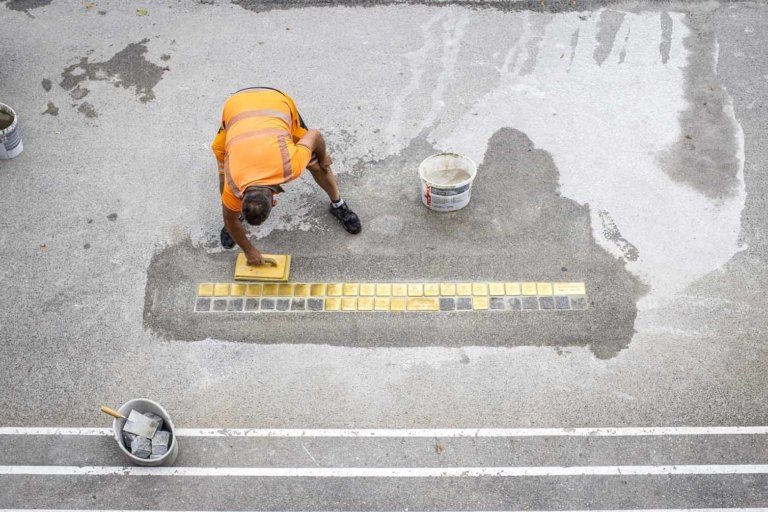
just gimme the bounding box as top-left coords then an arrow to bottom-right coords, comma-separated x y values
1,426 -> 767,437
1,464 -> 768,477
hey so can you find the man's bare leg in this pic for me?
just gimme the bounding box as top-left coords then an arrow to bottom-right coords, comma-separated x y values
307,161 -> 361,234
308,163 -> 341,203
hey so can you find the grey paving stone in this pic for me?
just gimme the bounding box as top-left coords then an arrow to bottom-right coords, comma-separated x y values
307,298 -> 324,311
508,297 -> 522,310
571,296 -> 589,310
244,298 -> 259,311
522,297 -> 539,310
228,298 -> 244,312
276,299 -> 290,311
456,297 -> 472,311
291,298 -> 306,311
212,299 -> 228,312
490,297 -> 506,310
150,430 -> 171,459
539,297 -> 556,309
440,298 -> 455,311
555,296 -> 570,309
195,298 -> 211,312
260,298 -> 275,311
130,436 -> 151,459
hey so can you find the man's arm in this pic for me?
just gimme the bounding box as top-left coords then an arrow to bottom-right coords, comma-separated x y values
212,126 -> 226,190
222,206 -> 264,265
297,129 -> 332,172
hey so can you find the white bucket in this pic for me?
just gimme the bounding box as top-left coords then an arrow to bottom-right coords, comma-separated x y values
112,398 -> 180,467
0,103 -> 23,159
418,153 -> 477,212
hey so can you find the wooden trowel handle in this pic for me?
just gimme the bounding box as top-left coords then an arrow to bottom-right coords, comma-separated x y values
100,405 -> 126,419
261,257 -> 278,267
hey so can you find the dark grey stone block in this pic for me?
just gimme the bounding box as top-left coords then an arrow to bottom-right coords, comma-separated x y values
130,436 -> 151,459
508,297 -> 522,310
456,297 -> 472,310
122,431 -> 137,447
307,298 -> 324,311
245,298 -> 259,311
489,297 -> 506,310
276,299 -> 290,311
571,297 -> 589,310
150,430 -> 171,459
522,297 -> 539,310
228,298 -> 244,312
195,298 -> 211,312
539,297 -> 555,309
555,296 -> 570,309
261,298 -> 275,310
440,298 -> 455,311
212,299 -> 228,312
291,298 -> 306,311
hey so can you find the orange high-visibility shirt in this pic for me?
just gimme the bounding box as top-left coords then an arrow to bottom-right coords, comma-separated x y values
211,89 -> 311,212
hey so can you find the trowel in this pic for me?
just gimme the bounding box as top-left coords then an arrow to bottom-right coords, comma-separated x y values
234,253 -> 291,282
100,406 -> 161,439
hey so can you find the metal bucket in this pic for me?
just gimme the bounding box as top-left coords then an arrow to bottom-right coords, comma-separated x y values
418,153 -> 477,212
112,398 -> 179,466
0,103 -> 23,159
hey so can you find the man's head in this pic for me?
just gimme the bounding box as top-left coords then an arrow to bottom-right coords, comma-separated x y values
242,186 -> 273,225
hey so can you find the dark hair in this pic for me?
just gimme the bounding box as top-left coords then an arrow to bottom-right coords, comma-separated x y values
242,187 -> 272,225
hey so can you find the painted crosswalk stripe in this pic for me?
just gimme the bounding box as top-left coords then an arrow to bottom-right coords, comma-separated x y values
1,426 -> 767,437
1,464 -> 767,477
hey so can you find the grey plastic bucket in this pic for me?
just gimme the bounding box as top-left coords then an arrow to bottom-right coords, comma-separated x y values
112,398 -> 179,466
0,103 -> 23,159
418,153 -> 477,212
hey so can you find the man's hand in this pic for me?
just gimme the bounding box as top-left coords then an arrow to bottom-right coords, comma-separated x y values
244,246 -> 265,266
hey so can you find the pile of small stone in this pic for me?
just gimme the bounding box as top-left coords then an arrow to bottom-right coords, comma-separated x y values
122,411 -> 172,459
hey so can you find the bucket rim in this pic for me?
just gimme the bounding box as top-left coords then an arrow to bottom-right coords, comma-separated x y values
0,103 -> 18,135
418,152 -> 477,189
112,398 -> 177,465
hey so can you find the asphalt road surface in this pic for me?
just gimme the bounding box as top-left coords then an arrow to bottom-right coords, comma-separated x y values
1,0 -> 767,509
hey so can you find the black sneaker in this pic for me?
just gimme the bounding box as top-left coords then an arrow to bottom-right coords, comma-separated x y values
220,226 -> 235,249
330,202 -> 362,234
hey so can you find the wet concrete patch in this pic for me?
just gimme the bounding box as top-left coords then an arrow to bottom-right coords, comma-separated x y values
60,38 -> 169,104
42,101 -> 58,116
658,9 -> 741,199
593,10 -> 625,66
77,102 -> 97,118
3,0 -> 52,12
145,128 -> 644,358
41,78 -> 51,92
231,0 -> 708,14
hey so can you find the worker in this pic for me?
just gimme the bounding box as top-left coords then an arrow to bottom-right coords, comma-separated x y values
211,87 -> 361,265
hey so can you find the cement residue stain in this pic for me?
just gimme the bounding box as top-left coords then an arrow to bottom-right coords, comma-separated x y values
657,10 -> 741,199
568,27 -> 579,70
42,101 -> 59,116
593,10 -> 625,66
60,38 -> 169,104
598,210 -> 639,262
41,78 -> 52,92
519,14 -> 549,76
659,11 -> 673,64
145,129 -> 644,359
